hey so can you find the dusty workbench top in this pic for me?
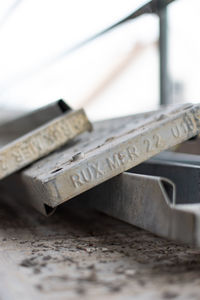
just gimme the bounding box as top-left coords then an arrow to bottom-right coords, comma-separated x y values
0,191 -> 200,300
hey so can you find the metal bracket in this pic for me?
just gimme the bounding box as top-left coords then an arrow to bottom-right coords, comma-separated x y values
83,170 -> 200,246
133,157 -> 200,204
82,149 -> 200,246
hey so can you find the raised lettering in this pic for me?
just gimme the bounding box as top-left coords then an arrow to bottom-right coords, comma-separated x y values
71,174 -> 84,188
59,122 -> 72,138
0,157 -> 7,171
20,143 -> 34,160
153,134 -> 161,147
81,168 -> 92,182
180,121 -> 189,134
143,138 -> 151,152
117,152 -> 126,165
31,136 -> 44,152
12,149 -> 24,163
106,154 -> 120,170
127,146 -> 139,160
90,162 -> 103,178
42,131 -> 56,144
171,125 -> 180,138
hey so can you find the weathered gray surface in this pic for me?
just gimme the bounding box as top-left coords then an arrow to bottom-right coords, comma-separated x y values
154,150 -> 200,165
15,103 -> 200,213
133,159 -> 200,204
1,190 -> 200,299
0,107 -> 91,180
83,171 -> 200,247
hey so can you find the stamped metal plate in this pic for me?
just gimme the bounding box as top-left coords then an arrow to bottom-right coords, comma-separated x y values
9,103 -> 200,214
0,100 -> 91,179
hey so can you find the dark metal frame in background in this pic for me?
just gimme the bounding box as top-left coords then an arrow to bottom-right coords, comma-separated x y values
158,0 -> 170,105
1,0 -> 177,105
56,0 -> 177,106
49,0 -> 177,106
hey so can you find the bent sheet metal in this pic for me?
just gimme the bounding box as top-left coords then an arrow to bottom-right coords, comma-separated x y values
133,157 -> 200,204
82,171 -> 200,247
0,100 -> 91,179
4,103 -> 200,215
85,151 -> 200,246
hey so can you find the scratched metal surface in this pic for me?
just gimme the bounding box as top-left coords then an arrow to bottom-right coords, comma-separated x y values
0,107 -> 91,180
15,103 -> 200,213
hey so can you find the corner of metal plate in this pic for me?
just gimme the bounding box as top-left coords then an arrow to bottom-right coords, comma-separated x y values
57,99 -> 71,113
43,204 -> 56,217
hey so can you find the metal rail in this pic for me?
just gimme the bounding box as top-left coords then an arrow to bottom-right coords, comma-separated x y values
159,0 -> 169,105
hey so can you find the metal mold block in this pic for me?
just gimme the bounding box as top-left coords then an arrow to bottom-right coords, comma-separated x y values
0,100 -> 91,180
8,103 -> 200,214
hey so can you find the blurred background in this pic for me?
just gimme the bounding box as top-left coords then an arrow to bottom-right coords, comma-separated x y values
0,0 -> 199,120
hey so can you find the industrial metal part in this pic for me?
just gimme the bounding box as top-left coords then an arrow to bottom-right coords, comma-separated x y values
133,150 -> 200,204
154,150 -> 200,165
5,103 -> 200,215
82,172 -> 200,247
0,99 -> 70,145
81,150 -> 200,246
0,100 -> 91,179
133,159 -> 200,204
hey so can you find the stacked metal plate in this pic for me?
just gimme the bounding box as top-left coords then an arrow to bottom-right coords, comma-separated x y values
0,100 -> 92,179
1,101 -> 200,246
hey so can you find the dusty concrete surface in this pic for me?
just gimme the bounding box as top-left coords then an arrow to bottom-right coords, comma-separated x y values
0,191 -> 200,299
